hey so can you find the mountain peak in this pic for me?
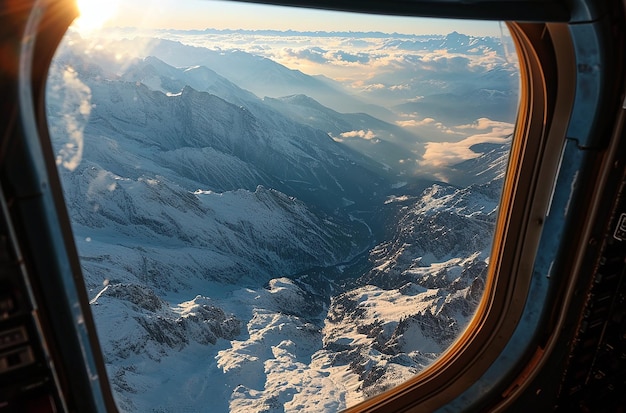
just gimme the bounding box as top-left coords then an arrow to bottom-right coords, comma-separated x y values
445,31 -> 470,41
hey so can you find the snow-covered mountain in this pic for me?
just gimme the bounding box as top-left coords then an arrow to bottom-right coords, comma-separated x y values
105,37 -> 394,120
300,147 -> 505,403
120,55 -> 261,109
382,31 -> 509,55
50,58 -> 392,207
47,31 -> 512,412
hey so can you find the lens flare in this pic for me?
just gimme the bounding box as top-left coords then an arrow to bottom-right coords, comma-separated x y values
74,0 -> 119,32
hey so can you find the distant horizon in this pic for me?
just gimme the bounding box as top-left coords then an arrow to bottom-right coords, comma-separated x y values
88,0 -> 506,37
99,26 -> 504,40
141,27 -> 500,38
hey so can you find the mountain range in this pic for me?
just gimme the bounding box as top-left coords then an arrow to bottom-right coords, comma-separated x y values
47,31 -> 512,412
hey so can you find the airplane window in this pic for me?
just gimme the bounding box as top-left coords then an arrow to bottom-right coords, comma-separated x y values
45,1 -> 519,411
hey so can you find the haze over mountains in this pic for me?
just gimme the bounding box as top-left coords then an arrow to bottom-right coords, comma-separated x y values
47,27 -> 516,412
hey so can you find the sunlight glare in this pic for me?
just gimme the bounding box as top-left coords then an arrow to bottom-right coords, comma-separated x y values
74,0 -> 120,32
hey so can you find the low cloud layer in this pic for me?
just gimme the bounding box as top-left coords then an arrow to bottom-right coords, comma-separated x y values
419,118 -> 514,168
456,117 -> 513,131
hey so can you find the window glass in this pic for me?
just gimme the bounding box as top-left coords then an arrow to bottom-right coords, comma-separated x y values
46,1 -> 519,411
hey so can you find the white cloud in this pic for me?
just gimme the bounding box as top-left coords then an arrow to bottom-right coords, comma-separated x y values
389,84 -> 410,91
340,130 -> 377,140
396,117 -> 435,127
419,120 -> 514,168
363,83 -> 386,91
395,115 -> 465,141
53,67 -> 91,171
455,117 -> 513,130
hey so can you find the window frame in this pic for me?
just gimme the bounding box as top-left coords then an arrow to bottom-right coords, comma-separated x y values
345,21 -> 579,412
2,0 -> 624,412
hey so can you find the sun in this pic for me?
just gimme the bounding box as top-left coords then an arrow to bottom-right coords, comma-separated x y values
74,0 -> 120,32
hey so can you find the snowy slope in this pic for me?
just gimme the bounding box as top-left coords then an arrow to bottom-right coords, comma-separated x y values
292,152 -> 506,404
48,59 -> 389,209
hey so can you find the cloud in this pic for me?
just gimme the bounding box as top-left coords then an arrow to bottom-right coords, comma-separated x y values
395,115 -> 465,140
394,49 -> 505,78
389,84 -> 410,91
284,47 -> 329,64
396,117 -> 435,127
419,120 -> 514,168
363,83 -> 386,91
332,50 -> 370,64
455,117 -> 513,130
283,47 -> 371,66
51,67 -> 91,171
340,130 -> 377,140
423,55 -> 471,72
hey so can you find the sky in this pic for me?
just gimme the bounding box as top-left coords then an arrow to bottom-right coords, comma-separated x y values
79,0 -> 504,36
